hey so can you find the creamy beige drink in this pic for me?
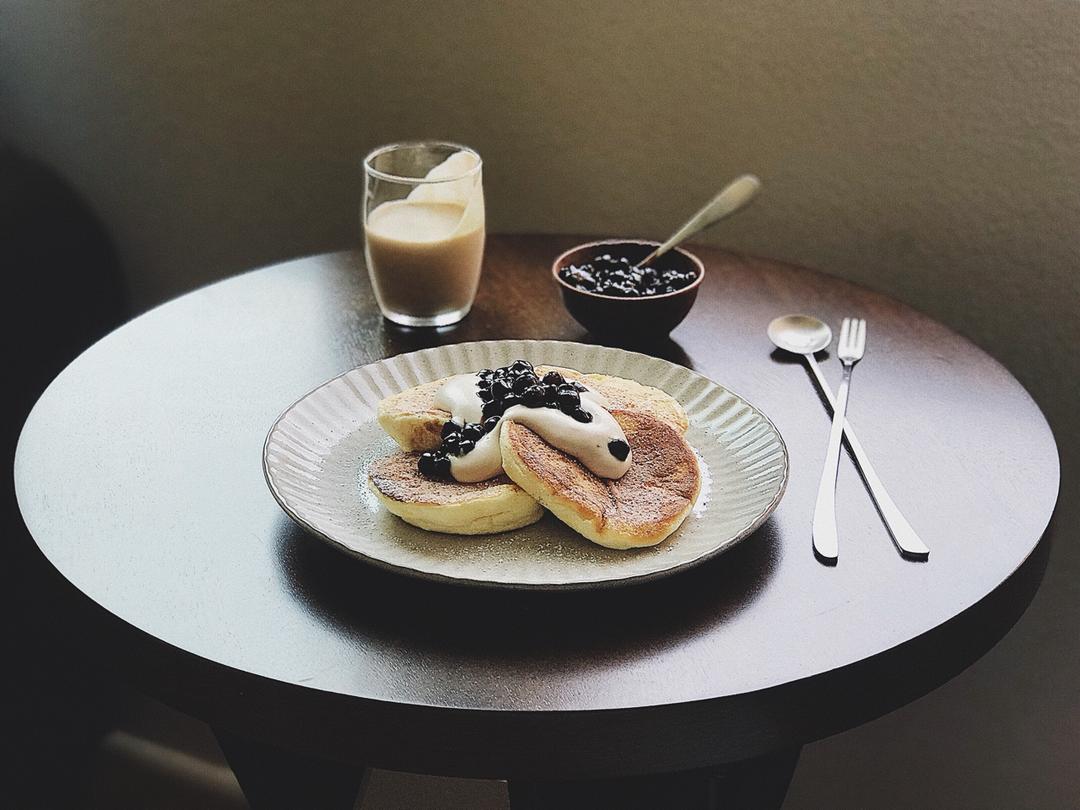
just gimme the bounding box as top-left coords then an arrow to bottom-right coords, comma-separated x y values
365,198 -> 484,322
363,145 -> 485,326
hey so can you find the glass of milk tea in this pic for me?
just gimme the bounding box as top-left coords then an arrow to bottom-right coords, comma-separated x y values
362,142 -> 485,327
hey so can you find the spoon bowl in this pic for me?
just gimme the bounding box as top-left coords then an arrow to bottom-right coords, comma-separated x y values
767,314 -> 833,355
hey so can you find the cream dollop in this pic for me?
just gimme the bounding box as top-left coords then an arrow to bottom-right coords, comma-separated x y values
432,373 -> 632,483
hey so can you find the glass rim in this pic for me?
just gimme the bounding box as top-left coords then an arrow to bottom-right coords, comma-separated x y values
363,141 -> 483,185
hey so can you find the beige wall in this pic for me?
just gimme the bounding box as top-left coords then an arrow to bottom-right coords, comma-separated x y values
3,1 -> 1078,807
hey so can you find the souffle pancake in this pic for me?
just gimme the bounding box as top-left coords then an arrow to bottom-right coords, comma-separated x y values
499,410 -> 700,549
368,359 -> 698,547
368,452 -> 542,534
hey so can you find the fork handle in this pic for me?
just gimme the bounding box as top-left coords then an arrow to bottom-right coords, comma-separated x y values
812,363 -> 852,563
806,355 -> 929,560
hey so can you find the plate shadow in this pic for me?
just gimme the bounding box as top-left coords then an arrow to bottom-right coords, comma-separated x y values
273,515 -> 782,666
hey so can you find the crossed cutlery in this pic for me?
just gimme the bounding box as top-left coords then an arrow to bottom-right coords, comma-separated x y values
768,314 -> 930,564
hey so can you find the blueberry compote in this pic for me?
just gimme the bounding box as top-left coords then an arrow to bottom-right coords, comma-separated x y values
418,360 -> 589,478
558,253 -> 697,297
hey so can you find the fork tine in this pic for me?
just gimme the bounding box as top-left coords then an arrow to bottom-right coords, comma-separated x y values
857,319 -> 867,353
839,318 -> 851,351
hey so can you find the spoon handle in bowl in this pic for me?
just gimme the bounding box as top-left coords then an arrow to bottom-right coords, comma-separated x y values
641,174 -> 761,265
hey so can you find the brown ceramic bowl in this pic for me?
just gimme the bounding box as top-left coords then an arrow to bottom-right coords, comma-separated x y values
552,239 -> 705,340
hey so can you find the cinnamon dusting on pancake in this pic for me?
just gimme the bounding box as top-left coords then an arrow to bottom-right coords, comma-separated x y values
368,452 -> 516,505
500,410 -> 700,548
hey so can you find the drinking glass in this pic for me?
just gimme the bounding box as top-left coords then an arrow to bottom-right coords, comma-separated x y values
362,141 -> 485,327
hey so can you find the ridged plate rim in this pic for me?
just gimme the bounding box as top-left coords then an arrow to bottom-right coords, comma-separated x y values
263,340 -> 789,590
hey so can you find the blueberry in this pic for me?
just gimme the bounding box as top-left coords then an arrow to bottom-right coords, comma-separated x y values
483,415 -> 501,433
557,386 -> 581,411
482,401 -> 502,421
434,455 -> 452,477
510,359 -> 533,375
441,433 -> 460,453
542,371 -> 564,387
543,383 -> 560,402
570,407 -> 593,423
491,378 -> 512,400
418,452 -> 438,476
461,423 -> 484,442
521,385 -> 546,407
455,439 -> 475,456
441,420 -> 461,438
571,381 -> 587,392
607,439 -> 630,461
502,393 -> 521,409
512,373 -> 537,394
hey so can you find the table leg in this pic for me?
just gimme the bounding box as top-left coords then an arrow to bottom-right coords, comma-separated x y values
214,728 -> 370,810
507,747 -> 800,810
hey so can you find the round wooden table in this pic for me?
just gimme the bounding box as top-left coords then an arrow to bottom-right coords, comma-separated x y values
14,236 -> 1059,809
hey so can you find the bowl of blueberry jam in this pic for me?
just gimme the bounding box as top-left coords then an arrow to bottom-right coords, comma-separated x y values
552,239 -> 704,339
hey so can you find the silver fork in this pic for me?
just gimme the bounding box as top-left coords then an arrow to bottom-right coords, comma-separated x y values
813,317 -> 866,564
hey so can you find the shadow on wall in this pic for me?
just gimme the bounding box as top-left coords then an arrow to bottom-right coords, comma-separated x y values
1,146 -> 130,808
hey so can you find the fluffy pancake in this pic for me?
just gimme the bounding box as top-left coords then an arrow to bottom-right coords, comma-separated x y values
499,409 -> 700,549
367,452 -> 543,535
376,378 -> 449,453
578,372 -> 689,433
377,365 -> 687,452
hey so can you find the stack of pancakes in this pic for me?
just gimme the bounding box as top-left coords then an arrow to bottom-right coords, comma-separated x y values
368,366 -> 700,549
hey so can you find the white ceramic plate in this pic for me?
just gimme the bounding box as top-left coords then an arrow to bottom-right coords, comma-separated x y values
263,340 -> 788,589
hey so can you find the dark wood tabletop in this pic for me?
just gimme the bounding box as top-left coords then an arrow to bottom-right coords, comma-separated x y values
14,236 -> 1059,807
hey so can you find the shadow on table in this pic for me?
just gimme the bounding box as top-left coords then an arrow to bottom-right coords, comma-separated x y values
378,321 -> 469,356
770,347 -> 832,409
272,515 -> 781,665
579,334 -> 695,369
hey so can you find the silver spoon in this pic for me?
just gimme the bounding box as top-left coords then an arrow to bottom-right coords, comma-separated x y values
638,174 -> 761,266
768,314 -> 930,561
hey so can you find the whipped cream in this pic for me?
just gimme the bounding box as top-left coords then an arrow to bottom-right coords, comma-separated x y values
433,373 -> 632,483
